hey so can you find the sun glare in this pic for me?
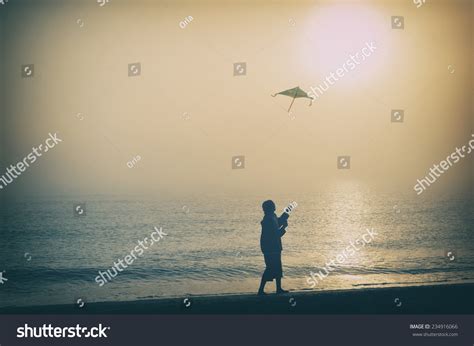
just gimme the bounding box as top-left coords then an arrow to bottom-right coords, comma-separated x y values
301,4 -> 389,86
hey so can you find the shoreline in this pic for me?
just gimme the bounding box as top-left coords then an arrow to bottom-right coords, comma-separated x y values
1,283 -> 473,314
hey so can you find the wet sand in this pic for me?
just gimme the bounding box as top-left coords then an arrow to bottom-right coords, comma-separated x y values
1,283 -> 472,314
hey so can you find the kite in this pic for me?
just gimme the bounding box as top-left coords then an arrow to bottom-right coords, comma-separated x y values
272,86 -> 314,112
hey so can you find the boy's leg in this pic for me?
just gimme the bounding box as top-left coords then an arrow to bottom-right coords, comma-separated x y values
276,278 -> 288,294
258,275 -> 267,295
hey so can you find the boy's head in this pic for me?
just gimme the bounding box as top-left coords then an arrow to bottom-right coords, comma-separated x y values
262,200 -> 276,215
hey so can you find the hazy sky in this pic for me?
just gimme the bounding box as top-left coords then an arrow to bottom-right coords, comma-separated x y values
0,0 -> 472,197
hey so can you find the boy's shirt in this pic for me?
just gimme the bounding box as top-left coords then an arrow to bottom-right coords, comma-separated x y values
260,213 -> 286,254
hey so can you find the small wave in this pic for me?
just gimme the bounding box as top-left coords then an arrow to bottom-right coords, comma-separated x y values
352,278 -> 474,287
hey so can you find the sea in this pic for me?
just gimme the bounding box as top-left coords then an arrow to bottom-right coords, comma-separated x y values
1,186 -> 473,308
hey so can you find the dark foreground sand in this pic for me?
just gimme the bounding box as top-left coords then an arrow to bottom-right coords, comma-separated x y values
1,283 -> 473,314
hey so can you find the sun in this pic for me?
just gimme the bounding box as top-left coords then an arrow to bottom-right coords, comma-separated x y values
299,3 -> 389,87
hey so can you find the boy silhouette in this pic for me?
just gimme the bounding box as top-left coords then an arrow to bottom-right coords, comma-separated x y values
258,200 -> 288,295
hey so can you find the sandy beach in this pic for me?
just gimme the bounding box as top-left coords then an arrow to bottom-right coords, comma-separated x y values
1,283 -> 472,314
